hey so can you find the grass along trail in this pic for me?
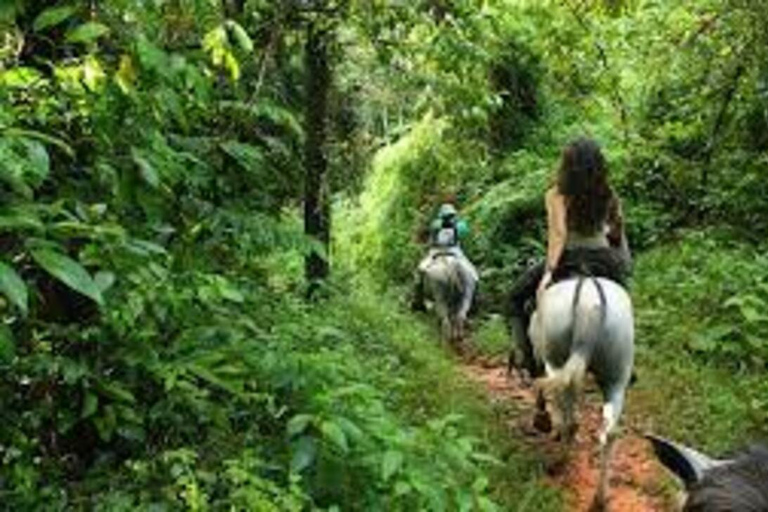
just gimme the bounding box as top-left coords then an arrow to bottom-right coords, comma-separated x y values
462,361 -> 676,511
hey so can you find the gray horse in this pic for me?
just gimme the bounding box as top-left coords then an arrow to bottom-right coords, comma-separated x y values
530,276 -> 634,510
423,252 -> 477,344
648,435 -> 768,511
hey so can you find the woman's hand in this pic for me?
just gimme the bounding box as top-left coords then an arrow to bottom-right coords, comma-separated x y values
537,270 -> 553,303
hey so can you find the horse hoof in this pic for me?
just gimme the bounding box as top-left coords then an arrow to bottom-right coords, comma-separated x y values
533,411 -> 552,433
589,495 -> 608,512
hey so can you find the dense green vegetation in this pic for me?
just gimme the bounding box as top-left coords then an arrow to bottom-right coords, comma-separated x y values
1,0 -> 766,509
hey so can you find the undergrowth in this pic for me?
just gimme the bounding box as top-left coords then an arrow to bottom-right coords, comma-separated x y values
629,230 -> 768,452
1,252 -> 562,510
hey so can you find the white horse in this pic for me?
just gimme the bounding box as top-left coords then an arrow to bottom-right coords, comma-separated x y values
423,252 -> 477,344
529,276 -> 634,510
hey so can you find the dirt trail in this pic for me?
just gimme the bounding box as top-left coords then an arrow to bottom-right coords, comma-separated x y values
463,362 -> 675,512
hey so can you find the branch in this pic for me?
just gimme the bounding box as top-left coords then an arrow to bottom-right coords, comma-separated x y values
700,63 -> 745,188
252,24 -> 280,100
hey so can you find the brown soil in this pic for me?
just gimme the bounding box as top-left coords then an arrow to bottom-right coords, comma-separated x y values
463,362 -> 676,512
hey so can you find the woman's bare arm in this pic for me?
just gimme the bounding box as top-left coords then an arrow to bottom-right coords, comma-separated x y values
606,196 -> 625,248
545,187 -> 567,272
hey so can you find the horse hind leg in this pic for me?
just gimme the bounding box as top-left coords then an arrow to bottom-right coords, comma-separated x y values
591,433 -> 616,512
440,316 -> 452,343
533,387 -> 552,433
561,380 -> 580,443
453,316 -> 463,345
592,387 -> 627,511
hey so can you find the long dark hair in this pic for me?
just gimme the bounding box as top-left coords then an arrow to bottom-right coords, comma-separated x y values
556,138 -> 614,234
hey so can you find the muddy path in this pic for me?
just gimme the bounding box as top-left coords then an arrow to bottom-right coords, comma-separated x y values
462,361 -> 676,512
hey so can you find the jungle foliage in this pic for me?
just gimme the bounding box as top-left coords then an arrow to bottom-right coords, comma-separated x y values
0,0 -> 766,509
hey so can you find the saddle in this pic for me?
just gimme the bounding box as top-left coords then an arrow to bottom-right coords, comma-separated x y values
551,247 -> 630,288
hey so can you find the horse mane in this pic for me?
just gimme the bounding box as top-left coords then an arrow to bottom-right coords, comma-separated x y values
685,444 -> 768,512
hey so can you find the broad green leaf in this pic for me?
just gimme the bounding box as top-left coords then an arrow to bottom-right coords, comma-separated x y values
131,148 -> 159,188
65,22 -> 109,44
0,325 -> 14,363
81,391 -> 98,418
203,25 -> 240,80
226,20 -> 253,53
115,54 -> 137,93
3,128 -> 74,158
287,414 -> 314,437
220,141 -> 264,172
0,68 -> 45,88
0,208 -> 44,233
336,416 -> 365,442
94,271 -> 115,294
382,450 -> 403,482
290,436 -> 316,473
117,425 -> 146,442
21,139 -> 49,185
97,380 -> 135,404
83,55 -> 106,91
93,404 -> 117,441
33,5 -> 77,32
31,249 -> 104,306
394,480 -> 412,497
188,363 -> 245,397
477,496 -> 499,512
0,261 -> 28,315
320,420 -> 349,453
126,239 -> 168,257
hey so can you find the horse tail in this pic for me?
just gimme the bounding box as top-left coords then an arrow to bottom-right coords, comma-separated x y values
549,277 -> 607,396
444,257 -> 463,311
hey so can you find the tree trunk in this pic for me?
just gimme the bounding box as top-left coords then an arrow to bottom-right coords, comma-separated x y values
303,22 -> 331,290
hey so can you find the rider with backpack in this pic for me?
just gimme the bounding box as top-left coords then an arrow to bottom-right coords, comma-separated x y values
509,138 -> 632,375
412,202 -> 478,311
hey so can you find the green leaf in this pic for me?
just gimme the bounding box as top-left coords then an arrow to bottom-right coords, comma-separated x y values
0,208 -> 44,233
187,363 -> 245,397
287,414 -> 314,437
226,20 -> 253,53
21,139 -> 49,185
81,391 -> 98,418
0,261 -> 27,315
94,271 -> 116,294
131,148 -> 159,188
336,416 -> 365,442
0,324 -> 15,363
0,68 -> 45,88
382,450 -> 403,482
93,404 -> 117,441
290,436 -> 316,473
33,5 -> 77,32
96,380 -> 135,404
127,239 -> 167,256
3,128 -> 75,158
65,22 -> 110,44
320,420 -> 349,453
220,141 -> 264,172
31,249 -> 104,306
394,480 -> 412,497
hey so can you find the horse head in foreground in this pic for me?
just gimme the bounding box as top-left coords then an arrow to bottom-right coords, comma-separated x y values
648,435 -> 768,511
530,276 -> 634,510
422,252 -> 477,344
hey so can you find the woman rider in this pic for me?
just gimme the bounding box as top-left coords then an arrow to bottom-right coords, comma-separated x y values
509,138 -> 632,377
